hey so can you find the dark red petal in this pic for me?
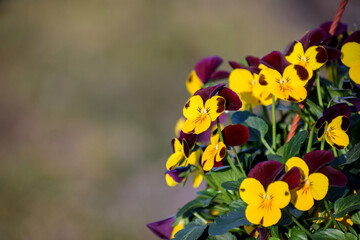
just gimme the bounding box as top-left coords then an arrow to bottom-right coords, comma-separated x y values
245,55 -> 260,67
179,131 -> 197,148
303,150 -> 334,174
222,124 -> 249,147
347,98 -> 360,112
182,139 -> 190,158
194,84 -> 225,102
299,28 -> 326,50
218,87 -> 242,110
318,165 -> 348,187
320,21 -> 347,37
147,216 -> 174,240
228,60 -> 246,69
195,56 -> 223,84
248,160 -> 283,190
210,70 -> 230,80
165,168 -> 186,183
343,30 -> 360,44
316,103 -> 350,128
279,167 -> 301,190
284,41 -> 297,57
324,46 -> 342,60
260,51 -> 290,74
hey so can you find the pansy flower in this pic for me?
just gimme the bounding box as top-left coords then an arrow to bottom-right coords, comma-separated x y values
285,150 -> 347,211
259,51 -> 310,102
229,68 -> 272,108
147,216 -> 184,240
284,28 -> 328,79
201,135 -> 227,171
341,30 -> 360,84
186,56 -> 229,95
316,103 -> 350,149
166,138 -> 191,170
239,161 -> 300,227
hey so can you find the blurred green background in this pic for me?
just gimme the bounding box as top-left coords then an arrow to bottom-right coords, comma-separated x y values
0,0 -> 359,239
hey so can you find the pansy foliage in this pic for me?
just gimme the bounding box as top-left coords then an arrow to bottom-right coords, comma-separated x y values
149,11 -> 360,240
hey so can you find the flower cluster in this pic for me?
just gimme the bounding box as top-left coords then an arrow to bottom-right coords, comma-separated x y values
148,18 -> 360,240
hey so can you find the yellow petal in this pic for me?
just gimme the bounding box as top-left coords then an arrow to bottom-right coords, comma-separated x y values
325,116 -> 350,149
171,220 -> 185,239
309,173 -> 329,200
186,70 -> 203,95
349,60 -> 360,84
182,114 -> 211,134
173,138 -> 183,153
317,121 -> 327,141
259,68 -> 282,87
201,144 -> 217,171
285,41 -> 305,65
205,96 -> 226,121
215,142 -> 226,162
165,173 -> 179,187
239,178 -> 265,205
238,91 -> 262,107
187,149 -> 201,166
192,170 -> 203,188
166,152 -> 183,170
183,95 -> 204,119
174,117 -> 185,137
285,157 -> 309,179
245,203 -> 264,225
291,180 -> 314,211
267,181 -> 291,209
305,46 -> 328,70
283,64 -> 309,84
341,42 -> 360,67
261,203 -> 282,227
229,68 -> 254,93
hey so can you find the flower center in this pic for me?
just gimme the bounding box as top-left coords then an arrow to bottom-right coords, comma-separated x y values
201,108 -> 207,114
301,56 -> 307,63
261,193 -> 272,209
280,78 -> 286,84
252,79 -> 257,85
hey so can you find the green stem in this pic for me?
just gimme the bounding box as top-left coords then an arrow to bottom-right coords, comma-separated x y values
203,174 -> 217,189
316,71 -> 324,108
193,212 -> 208,224
324,200 -> 344,232
231,147 -> 246,177
272,95 -> 277,151
261,137 -> 276,155
306,124 -> 316,153
285,209 -> 312,237
331,147 -> 338,157
320,138 -> 325,150
210,170 -> 233,203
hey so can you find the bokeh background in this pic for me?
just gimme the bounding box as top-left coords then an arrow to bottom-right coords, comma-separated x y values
0,0 -> 359,239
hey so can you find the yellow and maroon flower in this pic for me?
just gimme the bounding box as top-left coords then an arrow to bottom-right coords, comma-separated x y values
285,150 -> 347,211
259,51 -> 310,102
239,161 -> 300,227
341,30 -> 360,84
186,56 -> 230,95
316,103 -> 351,149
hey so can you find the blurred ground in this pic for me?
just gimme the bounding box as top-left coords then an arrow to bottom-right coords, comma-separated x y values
0,0 -> 359,239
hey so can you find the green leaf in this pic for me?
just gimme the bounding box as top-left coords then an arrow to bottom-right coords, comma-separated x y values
206,232 -> 237,240
229,199 -> 247,210
221,181 -> 241,191
270,226 -> 279,238
281,130 -> 308,163
306,99 -> 323,117
326,87 -> 352,98
311,229 -> 346,240
173,219 -> 207,240
211,167 -> 239,184
344,233 -> 358,240
208,207 -> 250,236
343,142 -> 360,165
334,194 -> 360,218
232,111 -> 253,124
243,116 -> 269,141
350,211 -> 360,225
176,198 -> 203,217
289,228 -> 308,240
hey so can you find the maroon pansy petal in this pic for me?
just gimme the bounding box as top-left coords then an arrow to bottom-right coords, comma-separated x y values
165,169 -> 186,183
246,55 -> 260,67
218,87 -> 242,110
347,98 -> 360,112
260,51 -> 290,74
303,150 -> 334,174
228,60 -> 246,69
279,167 -> 301,190
195,56 -> 223,84
324,46 -> 342,60
343,30 -> 360,44
318,165 -> 348,187
210,70 -> 230,80
179,131 -> 197,147
194,84 -> 226,102
258,228 -> 271,240
248,160 -> 283,190
316,103 -> 351,128
222,124 -> 249,147
147,216 -> 174,240
299,28 -> 326,50
182,139 -> 190,158
320,21 -> 347,38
